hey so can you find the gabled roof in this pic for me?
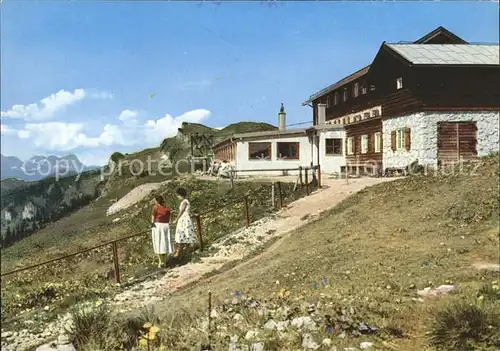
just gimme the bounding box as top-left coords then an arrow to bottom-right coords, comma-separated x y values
301,65 -> 370,106
302,26 -> 473,105
385,44 -> 499,66
414,26 -> 468,44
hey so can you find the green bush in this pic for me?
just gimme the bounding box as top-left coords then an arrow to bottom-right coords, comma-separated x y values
429,301 -> 500,350
110,152 -> 125,164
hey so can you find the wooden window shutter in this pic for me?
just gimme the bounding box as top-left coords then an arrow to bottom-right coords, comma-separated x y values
379,133 -> 383,152
404,127 -> 411,151
390,131 -> 396,151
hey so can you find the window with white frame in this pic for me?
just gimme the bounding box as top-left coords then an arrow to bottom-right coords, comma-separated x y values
343,89 -> 348,102
347,137 -> 354,155
361,135 -> 369,154
334,92 -> 339,105
325,138 -> 343,155
326,96 -> 331,108
361,85 -> 367,95
374,132 -> 382,153
353,82 -> 360,98
396,129 -> 405,150
396,77 -> 403,90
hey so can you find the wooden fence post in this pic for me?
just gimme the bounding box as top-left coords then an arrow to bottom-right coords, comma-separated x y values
195,214 -> 204,251
277,181 -> 283,208
299,166 -> 303,186
244,195 -> 250,227
111,241 -> 120,284
317,165 -> 322,188
345,164 -> 349,185
305,168 -> 309,195
271,182 -> 275,208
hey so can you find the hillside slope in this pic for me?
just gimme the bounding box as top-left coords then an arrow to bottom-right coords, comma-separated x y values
144,154 -> 500,350
0,121 -> 275,248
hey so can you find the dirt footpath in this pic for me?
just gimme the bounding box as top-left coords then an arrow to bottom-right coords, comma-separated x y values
111,177 -> 398,311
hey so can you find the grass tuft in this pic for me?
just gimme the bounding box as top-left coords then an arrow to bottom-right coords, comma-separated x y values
428,301 -> 500,350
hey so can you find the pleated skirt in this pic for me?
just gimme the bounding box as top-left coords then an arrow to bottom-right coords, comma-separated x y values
151,222 -> 173,255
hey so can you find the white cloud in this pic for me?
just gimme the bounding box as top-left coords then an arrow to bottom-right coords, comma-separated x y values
1,124 -> 15,134
90,91 -> 114,100
0,88 -> 112,121
15,108 -> 212,152
118,109 -> 139,124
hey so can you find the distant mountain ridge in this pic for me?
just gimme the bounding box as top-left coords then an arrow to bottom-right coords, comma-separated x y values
1,154 -> 99,181
0,121 -> 277,248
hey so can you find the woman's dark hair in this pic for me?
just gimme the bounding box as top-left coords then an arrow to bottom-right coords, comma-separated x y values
154,195 -> 165,206
176,188 -> 187,198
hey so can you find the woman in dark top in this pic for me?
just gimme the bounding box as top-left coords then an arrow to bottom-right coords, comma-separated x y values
151,195 -> 172,268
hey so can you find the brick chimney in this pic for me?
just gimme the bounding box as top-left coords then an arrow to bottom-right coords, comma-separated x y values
278,103 -> 286,131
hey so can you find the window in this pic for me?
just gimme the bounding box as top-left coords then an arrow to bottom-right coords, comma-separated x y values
326,96 -> 331,108
343,89 -> 348,102
347,137 -> 354,155
396,129 -> 405,150
277,142 -> 300,160
370,85 -> 376,91
325,138 -> 343,155
361,135 -> 369,154
334,92 -> 339,105
396,77 -> 403,90
361,85 -> 367,95
391,128 -> 411,152
374,132 -> 382,153
249,142 -> 271,160
353,82 -> 360,98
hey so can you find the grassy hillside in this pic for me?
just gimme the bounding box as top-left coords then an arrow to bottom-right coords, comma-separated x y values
0,176 -> 300,325
217,122 -> 277,137
0,121 -> 275,248
73,154 -> 499,350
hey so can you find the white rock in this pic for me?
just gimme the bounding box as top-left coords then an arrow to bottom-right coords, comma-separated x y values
233,313 -> 244,322
417,285 -> 455,297
245,330 -> 259,341
1,331 -> 13,339
278,321 -> 290,332
36,342 -> 77,351
302,333 -> 319,350
250,342 -> 264,351
210,309 -> 218,318
360,342 -> 374,349
291,316 -> 317,331
322,338 -> 332,346
57,334 -> 70,345
263,320 -> 277,330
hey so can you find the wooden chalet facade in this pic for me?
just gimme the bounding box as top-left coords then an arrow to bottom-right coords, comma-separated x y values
303,26 -> 500,175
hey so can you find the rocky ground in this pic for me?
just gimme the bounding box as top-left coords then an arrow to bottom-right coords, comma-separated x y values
106,181 -> 168,216
1,177 -> 394,351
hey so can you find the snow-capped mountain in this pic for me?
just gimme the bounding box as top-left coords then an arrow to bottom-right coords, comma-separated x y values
1,154 -> 99,181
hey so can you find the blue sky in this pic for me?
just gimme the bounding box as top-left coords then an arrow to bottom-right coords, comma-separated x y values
1,1 -> 498,166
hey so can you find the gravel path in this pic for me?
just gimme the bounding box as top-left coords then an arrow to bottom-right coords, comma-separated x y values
2,177 -> 397,351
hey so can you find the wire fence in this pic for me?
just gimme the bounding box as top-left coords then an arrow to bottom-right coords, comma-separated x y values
0,166 -> 321,320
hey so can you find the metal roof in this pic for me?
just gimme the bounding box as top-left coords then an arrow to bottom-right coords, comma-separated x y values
301,65 -> 370,106
386,44 -> 500,66
233,128 -> 308,139
212,128 -> 309,149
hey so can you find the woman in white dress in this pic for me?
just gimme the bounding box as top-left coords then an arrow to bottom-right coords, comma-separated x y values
150,195 -> 173,268
172,188 -> 197,259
